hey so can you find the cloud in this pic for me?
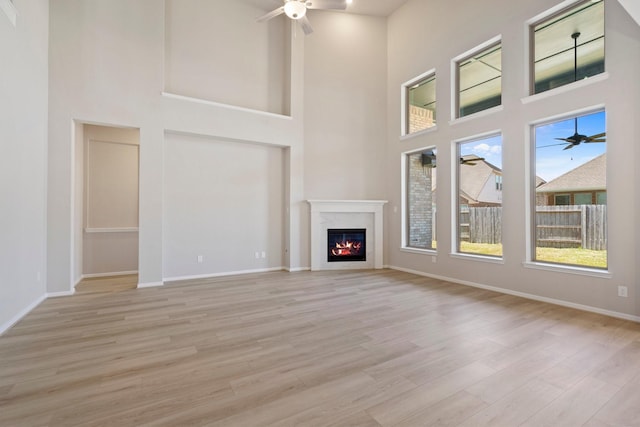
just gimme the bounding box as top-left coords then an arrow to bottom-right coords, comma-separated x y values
473,143 -> 502,155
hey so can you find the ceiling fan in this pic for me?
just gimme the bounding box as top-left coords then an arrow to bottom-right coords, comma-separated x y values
257,0 -> 348,35
421,150 -> 485,168
551,117 -> 606,150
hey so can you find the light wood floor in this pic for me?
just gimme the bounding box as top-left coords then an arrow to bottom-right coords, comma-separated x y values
75,274 -> 138,294
1,269 -> 640,426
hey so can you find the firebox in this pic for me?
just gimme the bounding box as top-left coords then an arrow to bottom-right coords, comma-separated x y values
327,228 -> 366,262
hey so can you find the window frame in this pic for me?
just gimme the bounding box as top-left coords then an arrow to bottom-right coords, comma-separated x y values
452,131 -> 504,260
528,0 -> 605,96
401,146 -> 438,254
451,35 -> 503,120
401,69 -> 437,137
529,107 -> 608,271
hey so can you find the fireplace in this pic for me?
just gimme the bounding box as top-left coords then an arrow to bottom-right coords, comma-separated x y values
327,228 -> 366,262
308,200 -> 386,271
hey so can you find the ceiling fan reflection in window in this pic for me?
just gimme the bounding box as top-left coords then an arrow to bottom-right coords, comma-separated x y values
257,0 -> 348,35
421,150 -> 484,168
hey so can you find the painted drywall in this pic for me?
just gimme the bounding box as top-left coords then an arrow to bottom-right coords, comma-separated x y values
82,125 -> 139,276
163,133 -> 284,279
0,0 -> 49,330
618,0 -> 640,26
164,0 -> 290,115
387,0 -> 640,316
303,11 -> 388,201
48,0 -> 306,291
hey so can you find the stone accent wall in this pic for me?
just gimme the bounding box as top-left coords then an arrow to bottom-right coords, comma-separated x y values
407,152 -> 434,248
409,105 -> 434,134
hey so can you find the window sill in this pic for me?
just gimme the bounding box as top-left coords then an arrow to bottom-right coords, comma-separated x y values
523,261 -> 611,278
449,105 -> 503,126
401,125 -> 438,141
400,246 -> 437,256
521,72 -> 610,105
1,0 -> 16,26
450,252 -> 504,264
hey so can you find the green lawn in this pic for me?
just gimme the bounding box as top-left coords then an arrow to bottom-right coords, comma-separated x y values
455,242 -> 607,268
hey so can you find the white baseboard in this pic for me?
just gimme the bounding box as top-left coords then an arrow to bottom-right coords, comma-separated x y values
137,281 -> 164,289
0,293 -> 47,336
388,265 -> 640,323
48,290 -> 75,298
82,270 -> 138,279
285,266 -> 311,272
164,267 -> 286,283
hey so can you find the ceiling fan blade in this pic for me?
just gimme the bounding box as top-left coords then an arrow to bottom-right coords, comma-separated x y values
537,143 -> 568,149
305,0 -> 347,10
257,6 -> 284,22
585,139 -> 606,143
562,144 -> 575,150
587,132 -> 606,140
299,15 -> 314,35
555,137 -> 576,143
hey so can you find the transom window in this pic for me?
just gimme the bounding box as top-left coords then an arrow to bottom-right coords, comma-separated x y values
531,0 -> 605,94
455,40 -> 502,118
403,71 -> 436,135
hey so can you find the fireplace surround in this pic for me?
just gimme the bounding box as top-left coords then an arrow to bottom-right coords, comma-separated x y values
308,200 -> 387,271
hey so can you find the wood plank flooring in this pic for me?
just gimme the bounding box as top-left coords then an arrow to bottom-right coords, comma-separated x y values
1,269 -> 640,426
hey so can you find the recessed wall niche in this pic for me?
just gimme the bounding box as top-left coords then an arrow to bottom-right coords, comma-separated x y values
164,0 -> 291,115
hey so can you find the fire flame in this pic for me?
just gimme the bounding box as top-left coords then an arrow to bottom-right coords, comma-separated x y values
331,240 -> 362,256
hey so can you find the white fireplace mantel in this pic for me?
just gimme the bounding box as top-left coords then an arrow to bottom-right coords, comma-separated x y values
307,200 -> 387,271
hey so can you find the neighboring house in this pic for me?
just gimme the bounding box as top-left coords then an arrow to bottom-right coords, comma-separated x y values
458,160 -> 503,207
536,153 -> 606,206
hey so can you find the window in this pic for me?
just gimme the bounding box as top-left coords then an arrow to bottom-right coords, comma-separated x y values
403,71 -> 436,135
531,0 -> 604,95
533,110 -> 606,269
574,192 -> 593,205
405,148 -> 437,250
455,39 -> 502,118
455,134 -> 503,257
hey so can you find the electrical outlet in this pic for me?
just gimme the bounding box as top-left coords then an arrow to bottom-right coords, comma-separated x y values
255,252 -> 260,259
431,257 -> 436,263
618,285 -> 628,298
261,251 -> 266,258
197,255 -> 203,263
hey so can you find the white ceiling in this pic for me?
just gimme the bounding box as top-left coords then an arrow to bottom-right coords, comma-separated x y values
345,0 -> 410,17
252,0 -> 410,17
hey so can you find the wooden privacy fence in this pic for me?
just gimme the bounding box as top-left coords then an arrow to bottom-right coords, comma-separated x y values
459,205 -> 607,250
535,205 -> 607,250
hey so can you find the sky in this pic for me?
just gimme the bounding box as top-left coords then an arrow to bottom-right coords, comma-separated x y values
457,110 -> 606,182
534,110 -> 606,182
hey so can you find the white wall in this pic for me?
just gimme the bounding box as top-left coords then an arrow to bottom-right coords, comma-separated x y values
163,133 -> 284,279
48,0 -> 306,290
303,11 -> 388,200
164,0 -> 290,115
0,0 -> 49,331
387,0 -> 640,317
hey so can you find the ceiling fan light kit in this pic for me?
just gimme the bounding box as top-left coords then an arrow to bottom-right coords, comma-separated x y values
284,0 -> 306,19
257,0 -> 348,35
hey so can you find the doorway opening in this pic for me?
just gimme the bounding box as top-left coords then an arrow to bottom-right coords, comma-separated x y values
73,123 -> 140,292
